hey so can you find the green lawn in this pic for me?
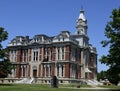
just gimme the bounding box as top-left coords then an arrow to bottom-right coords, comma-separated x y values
0,84 -> 120,91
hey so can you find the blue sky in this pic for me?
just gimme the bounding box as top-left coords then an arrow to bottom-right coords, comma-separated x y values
0,0 -> 120,72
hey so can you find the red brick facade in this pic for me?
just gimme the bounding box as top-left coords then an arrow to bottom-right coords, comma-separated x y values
65,64 -> 70,78
65,45 -> 70,60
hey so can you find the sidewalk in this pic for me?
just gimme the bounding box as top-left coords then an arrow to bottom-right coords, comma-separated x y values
60,86 -> 118,90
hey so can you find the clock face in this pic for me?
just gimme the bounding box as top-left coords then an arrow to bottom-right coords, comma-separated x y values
81,29 -> 83,32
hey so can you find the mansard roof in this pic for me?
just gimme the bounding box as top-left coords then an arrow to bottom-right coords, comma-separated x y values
11,36 -> 29,42
53,30 -> 70,39
52,31 -> 78,45
8,31 -> 79,47
88,44 -> 97,54
71,34 -> 89,39
8,36 -> 30,46
8,31 -> 97,54
29,34 -> 53,44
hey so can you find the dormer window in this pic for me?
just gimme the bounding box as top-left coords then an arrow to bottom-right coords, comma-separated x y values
63,38 -> 64,41
77,31 -> 80,35
58,38 -> 60,41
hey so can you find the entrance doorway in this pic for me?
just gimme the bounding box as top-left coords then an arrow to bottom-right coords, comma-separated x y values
33,66 -> 37,77
33,70 -> 37,77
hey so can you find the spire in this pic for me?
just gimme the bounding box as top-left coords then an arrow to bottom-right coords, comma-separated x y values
78,7 -> 86,21
76,7 -> 88,36
81,5 -> 83,11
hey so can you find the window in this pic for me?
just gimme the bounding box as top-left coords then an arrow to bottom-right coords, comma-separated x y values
61,65 -> 64,77
11,50 -> 17,62
58,38 -> 60,41
62,47 -> 64,60
63,38 -> 64,41
50,49 -> 52,60
57,66 -> 59,76
57,47 -> 60,60
33,48 -> 38,62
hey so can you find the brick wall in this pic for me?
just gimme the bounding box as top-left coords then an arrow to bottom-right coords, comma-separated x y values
17,49 -> 22,62
38,64 -> 41,77
65,45 -> 70,60
90,69 -> 94,79
65,64 -> 70,78
28,65 -> 30,77
51,64 -> 55,76
89,53 -> 96,79
28,48 -> 32,62
16,65 -> 21,78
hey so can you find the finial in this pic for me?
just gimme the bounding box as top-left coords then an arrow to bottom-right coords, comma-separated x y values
81,5 -> 83,11
80,5 -> 84,12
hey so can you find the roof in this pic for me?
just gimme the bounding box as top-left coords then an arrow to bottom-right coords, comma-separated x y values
78,9 -> 86,21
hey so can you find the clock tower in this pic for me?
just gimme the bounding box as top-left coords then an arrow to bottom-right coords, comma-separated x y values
76,9 -> 88,35
75,9 -> 89,47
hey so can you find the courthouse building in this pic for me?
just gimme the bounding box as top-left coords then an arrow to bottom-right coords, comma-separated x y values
8,9 -> 97,83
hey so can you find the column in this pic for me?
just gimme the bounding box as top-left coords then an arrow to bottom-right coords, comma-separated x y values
23,66 -> 25,77
70,64 -> 72,78
49,65 -> 51,77
38,48 -> 40,61
31,49 -> 33,62
21,65 -> 23,77
23,50 -> 24,62
44,65 -> 46,77
59,64 -> 62,77
46,65 -> 48,77
15,51 -> 17,62
63,64 -> 65,77
56,47 -> 58,60
48,65 -> 50,77
14,66 -> 16,77
11,69 -> 14,77
73,65 -> 75,78
41,65 -> 43,77
25,65 -> 28,77
55,63 -> 57,76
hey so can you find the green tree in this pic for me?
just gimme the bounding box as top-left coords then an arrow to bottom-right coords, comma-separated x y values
0,27 -> 13,78
97,71 -> 107,81
100,7 -> 120,85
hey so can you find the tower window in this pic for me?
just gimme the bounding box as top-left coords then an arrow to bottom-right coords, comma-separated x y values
81,29 -> 84,34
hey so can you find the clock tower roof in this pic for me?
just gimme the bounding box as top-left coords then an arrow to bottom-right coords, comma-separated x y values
78,8 -> 86,21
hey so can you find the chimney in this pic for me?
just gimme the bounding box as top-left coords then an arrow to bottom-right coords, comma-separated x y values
26,36 -> 29,40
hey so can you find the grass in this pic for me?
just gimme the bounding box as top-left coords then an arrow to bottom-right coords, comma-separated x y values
0,84 -> 120,91
99,85 -> 120,89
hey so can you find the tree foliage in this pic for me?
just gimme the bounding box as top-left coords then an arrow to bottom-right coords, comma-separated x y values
97,71 -> 107,81
100,7 -> 120,85
0,27 -> 13,78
